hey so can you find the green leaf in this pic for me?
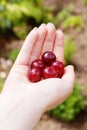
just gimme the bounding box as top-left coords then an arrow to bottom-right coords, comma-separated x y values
13,23 -> 29,39
0,78 -> 4,93
64,36 -> 76,64
83,0 -> 87,4
8,50 -> 19,62
62,16 -> 83,30
56,4 -> 73,23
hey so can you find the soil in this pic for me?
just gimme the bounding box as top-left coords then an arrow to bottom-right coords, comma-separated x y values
0,0 -> 87,130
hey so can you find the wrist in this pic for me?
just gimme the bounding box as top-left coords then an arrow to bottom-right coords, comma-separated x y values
0,92 -> 44,130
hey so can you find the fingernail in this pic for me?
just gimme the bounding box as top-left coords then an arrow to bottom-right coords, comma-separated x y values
69,65 -> 74,70
33,27 -> 38,30
41,23 -> 46,26
39,23 -> 46,28
47,22 -> 54,25
56,29 -> 64,39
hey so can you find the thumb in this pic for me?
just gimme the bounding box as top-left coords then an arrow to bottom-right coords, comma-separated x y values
36,65 -> 75,111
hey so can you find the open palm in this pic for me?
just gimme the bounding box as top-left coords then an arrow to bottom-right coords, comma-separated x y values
0,23 -> 75,130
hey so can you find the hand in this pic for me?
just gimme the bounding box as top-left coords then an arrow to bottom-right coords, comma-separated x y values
0,23 -> 75,130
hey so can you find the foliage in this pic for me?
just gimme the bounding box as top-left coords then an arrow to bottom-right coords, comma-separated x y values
62,16 -> 83,30
64,37 -> 76,64
0,78 -> 4,92
13,24 -> 29,39
0,1 -> 83,38
8,49 -> 19,62
83,0 -> 87,4
55,4 -> 73,24
48,83 -> 84,121
55,4 -> 83,30
0,0 -> 54,38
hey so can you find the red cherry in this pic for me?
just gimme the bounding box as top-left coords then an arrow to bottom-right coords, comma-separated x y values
31,59 -> 44,70
42,51 -> 56,65
52,60 -> 64,78
42,66 -> 58,79
28,68 -> 41,82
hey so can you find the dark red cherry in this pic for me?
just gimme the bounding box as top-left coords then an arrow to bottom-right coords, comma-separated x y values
42,66 -> 58,79
42,51 -> 56,65
28,68 -> 41,82
52,60 -> 64,78
31,59 -> 44,70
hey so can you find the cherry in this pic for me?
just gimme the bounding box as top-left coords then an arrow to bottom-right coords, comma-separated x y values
31,59 -> 44,70
52,60 -> 64,78
42,66 -> 58,79
28,68 -> 41,82
28,51 -> 64,82
42,51 -> 56,65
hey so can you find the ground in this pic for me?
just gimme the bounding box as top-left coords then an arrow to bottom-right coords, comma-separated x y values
0,0 -> 87,130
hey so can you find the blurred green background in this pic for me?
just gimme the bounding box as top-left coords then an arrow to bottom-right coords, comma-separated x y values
0,0 -> 87,130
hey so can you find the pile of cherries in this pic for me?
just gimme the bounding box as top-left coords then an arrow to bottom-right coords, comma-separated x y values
28,51 -> 64,82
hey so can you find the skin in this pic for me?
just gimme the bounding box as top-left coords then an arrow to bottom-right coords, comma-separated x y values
0,23 -> 75,130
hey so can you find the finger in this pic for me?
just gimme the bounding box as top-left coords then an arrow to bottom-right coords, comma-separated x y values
53,30 -> 64,62
29,24 -> 47,65
36,65 -> 75,111
62,65 -> 75,87
14,28 -> 39,66
41,23 -> 56,54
